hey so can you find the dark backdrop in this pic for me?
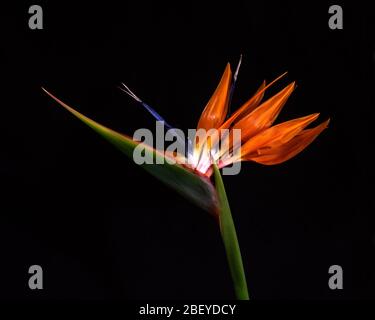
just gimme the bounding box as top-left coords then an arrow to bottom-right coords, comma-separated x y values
0,1 -> 374,300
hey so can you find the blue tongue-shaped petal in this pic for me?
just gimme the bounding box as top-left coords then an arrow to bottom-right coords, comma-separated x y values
120,83 -> 192,157
120,83 -> 173,129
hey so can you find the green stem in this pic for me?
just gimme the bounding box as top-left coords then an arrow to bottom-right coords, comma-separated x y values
213,164 -> 249,300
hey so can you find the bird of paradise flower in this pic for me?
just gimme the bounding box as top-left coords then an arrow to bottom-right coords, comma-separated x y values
43,56 -> 329,300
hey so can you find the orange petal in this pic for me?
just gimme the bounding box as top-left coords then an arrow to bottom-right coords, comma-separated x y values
246,119 -> 330,165
197,63 -> 232,130
220,72 -> 288,130
233,82 -> 296,141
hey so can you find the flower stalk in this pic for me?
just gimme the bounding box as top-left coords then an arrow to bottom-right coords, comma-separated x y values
213,163 -> 249,300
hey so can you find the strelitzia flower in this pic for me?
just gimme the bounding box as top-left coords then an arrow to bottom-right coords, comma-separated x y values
43,57 -> 328,300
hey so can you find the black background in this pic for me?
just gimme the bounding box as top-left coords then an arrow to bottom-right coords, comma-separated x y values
0,1 -> 374,300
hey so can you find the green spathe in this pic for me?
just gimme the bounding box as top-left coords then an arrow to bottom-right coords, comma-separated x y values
42,88 -> 218,214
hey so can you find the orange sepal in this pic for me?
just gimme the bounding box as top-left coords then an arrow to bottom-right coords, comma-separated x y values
247,119 -> 330,165
220,72 -> 288,131
233,82 -> 295,142
240,113 -> 320,158
197,63 -> 232,131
